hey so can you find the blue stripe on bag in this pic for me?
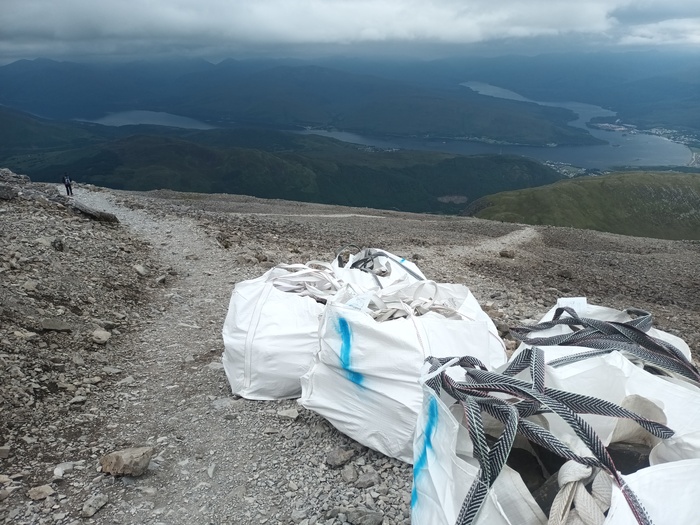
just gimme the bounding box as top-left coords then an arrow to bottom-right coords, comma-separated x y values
338,316 -> 364,386
411,395 -> 439,508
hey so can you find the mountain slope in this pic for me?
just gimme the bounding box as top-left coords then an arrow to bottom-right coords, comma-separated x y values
0,107 -> 563,214
17,132 -> 562,213
0,106 -> 100,149
464,171 -> 700,240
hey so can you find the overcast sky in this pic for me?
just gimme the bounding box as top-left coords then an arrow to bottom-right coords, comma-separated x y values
2,0 -> 700,63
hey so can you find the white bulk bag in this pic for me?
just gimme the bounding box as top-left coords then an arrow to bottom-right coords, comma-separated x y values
411,356 -> 677,525
299,281 -> 506,463
411,371 -> 547,525
605,459 -> 700,524
509,297 -> 700,464
222,264 -> 339,400
512,349 -> 700,465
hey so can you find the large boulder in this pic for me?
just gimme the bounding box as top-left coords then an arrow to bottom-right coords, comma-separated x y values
70,200 -> 120,223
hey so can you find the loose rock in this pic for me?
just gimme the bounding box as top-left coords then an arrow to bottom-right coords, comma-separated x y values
347,508 -> 384,525
355,469 -> 381,489
91,328 -> 112,344
341,464 -> 358,483
40,318 -> 72,332
81,493 -> 108,517
27,484 -> 54,501
100,447 -> 154,477
326,447 -> 355,468
278,408 -> 299,419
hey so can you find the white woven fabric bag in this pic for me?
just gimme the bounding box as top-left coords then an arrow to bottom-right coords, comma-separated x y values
299,280 -> 506,463
222,263 -> 340,400
412,365 -> 548,525
411,356 -> 680,525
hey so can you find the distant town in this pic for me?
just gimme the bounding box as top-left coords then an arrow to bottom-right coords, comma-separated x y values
589,121 -> 700,148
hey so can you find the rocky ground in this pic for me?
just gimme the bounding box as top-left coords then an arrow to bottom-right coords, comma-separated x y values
0,168 -> 698,525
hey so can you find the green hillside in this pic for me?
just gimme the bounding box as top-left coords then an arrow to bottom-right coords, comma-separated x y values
465,171 -> 700,240
0,107 -> 100,149
11,133 -> 561,213
0,108 -> 563,214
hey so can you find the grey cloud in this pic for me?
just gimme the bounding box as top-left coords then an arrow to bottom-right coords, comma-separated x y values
611,1 -> 700,25
1,0 -> 698,62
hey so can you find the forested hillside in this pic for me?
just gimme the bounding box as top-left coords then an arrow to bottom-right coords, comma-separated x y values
0,107 -> 562,213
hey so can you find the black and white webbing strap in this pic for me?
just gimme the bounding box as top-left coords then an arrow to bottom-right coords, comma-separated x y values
334,245 -> 384,289
510,306 -> 700,384
334,244 -> 361,266
425,350 -> 674,525
346,247 -> 425,282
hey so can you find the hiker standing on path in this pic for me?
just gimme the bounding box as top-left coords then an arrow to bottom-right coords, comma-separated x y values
62,172 -> 73,196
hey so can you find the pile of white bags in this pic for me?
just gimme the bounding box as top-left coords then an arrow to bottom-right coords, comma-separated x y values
300,281 -> 507,462
223,243 -> 700,524
222,248 -> 427,400
411,297 -> 700,525
222,243 -> 507,462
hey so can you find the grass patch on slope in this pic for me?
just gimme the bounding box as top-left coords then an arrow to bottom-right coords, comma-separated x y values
467,171 -> 700,240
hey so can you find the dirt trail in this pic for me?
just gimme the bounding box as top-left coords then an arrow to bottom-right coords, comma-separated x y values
74,188 -> 247,522
67,187 -> 538,525
69,187 -> 421,525
447,226 -> 541,259
3,178 -> 698,525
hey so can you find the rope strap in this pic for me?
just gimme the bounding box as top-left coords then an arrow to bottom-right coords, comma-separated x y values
268,264 -> 343,302
339,246 -> 425,283
548,462 -> 611,525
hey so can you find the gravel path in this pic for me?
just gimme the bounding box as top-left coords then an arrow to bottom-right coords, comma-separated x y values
70,187 -> 424,525
72,186 -> 700,521
2,176 -> 697,525
67,186 -> 545,525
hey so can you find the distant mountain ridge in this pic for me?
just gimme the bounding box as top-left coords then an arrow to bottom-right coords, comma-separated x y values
3,52 -> 699,240
0,58 -> 600,146
320,51 -> 700,134
4,52 -> 700,139
464,171 -> 700,240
